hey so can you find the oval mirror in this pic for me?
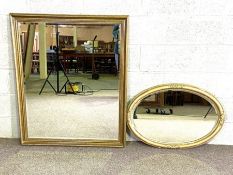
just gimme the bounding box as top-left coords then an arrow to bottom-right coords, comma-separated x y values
127,84 -> 224,148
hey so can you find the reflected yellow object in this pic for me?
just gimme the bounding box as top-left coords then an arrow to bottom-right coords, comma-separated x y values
67,83 -> 79,93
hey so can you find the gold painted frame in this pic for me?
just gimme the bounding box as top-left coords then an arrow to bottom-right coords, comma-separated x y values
10,13 -> 128,147
127,83 -> 224,148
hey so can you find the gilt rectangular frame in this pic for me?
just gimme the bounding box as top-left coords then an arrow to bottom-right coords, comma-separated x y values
10,13 -> 128,147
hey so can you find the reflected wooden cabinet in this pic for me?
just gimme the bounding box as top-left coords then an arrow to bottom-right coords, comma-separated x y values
98,41 -> 114,53
138,91 -> 210,107
139,93 -> 165,107
59,35 -> 74,49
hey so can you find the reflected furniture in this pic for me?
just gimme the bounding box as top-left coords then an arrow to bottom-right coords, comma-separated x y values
60,52 -> 116,74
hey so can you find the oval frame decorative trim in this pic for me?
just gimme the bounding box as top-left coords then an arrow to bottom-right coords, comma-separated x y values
127,83 -> 224,148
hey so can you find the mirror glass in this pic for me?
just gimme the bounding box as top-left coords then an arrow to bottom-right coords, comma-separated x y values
11,14 -> 127,146
128,85 -> 224,148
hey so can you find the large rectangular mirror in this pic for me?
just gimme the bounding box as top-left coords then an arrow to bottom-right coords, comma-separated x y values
10,13 -> 127,147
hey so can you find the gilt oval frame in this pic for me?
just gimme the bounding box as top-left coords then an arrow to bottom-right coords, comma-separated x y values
127,83 -> 224,148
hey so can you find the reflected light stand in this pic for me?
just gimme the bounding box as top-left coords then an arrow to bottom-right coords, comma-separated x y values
39,24 -> 75,95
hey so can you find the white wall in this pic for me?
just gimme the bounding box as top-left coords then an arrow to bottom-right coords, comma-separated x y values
1,0 -> 233,145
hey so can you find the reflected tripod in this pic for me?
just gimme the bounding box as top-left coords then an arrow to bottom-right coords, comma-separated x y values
39,25 -> 75,95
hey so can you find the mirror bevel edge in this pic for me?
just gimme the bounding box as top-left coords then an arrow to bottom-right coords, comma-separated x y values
10,13 -> 128,147
127,83 -> 224,149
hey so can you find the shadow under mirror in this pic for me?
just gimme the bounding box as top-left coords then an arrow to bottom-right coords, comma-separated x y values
11,14 -> 127,147
134,91 -> 217,144
127,84 -> 224,148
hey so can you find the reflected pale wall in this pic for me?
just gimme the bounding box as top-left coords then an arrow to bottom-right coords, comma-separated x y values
20,24 -> 113,49
53,26 -> 113,43
1,0 -> 233,145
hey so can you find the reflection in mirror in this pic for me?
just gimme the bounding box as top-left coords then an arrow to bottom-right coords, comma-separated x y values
128,84 -> 224,148
133,91 -> 217,143
11,14 -> 127,147
23,23 -> 120,139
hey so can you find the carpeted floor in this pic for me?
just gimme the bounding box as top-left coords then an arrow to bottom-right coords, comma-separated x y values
132,105 -> 218,143
26,92 -> 119,139
25,73 -> 119,140
133,105 -> 217,143
0,139 -> 233,175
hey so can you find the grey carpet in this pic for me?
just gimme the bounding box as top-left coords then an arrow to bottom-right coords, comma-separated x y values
0,139 -> 233,175
24,73 -> 119,140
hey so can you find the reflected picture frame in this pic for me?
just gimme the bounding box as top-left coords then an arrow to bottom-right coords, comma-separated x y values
10,13 -> 128,147
127,83 -> 224,148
